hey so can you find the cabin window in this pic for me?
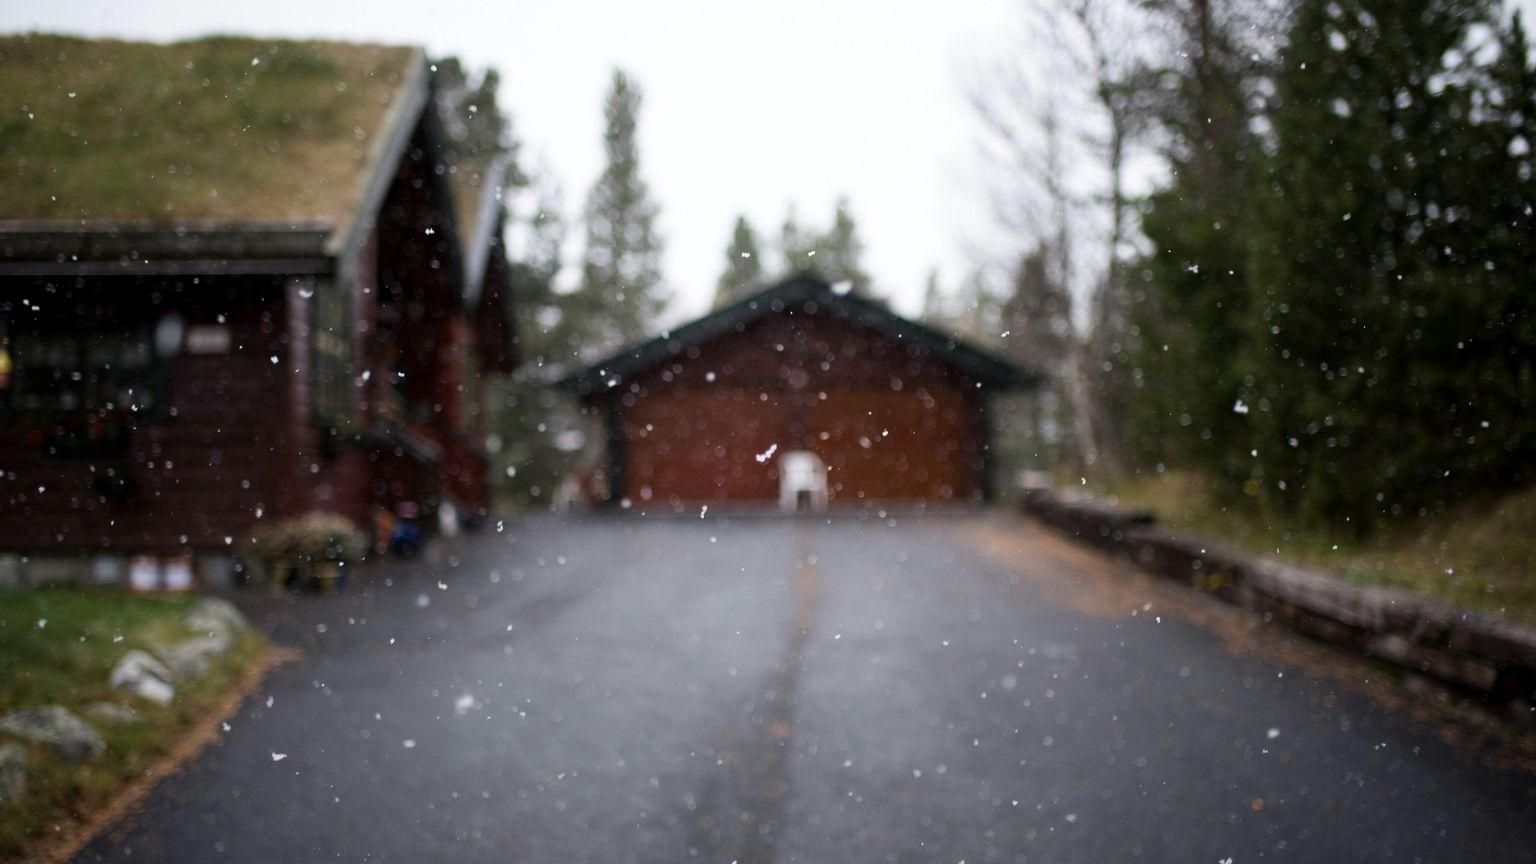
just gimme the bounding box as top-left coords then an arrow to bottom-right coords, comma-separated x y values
308,277 -> 356,426
1,317 -> 164,455
4,324 -> 158,416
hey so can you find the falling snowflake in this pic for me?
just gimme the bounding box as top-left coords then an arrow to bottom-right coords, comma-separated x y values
755,444 -> 778,464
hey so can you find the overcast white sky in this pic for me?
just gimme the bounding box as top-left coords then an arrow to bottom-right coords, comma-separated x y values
4,0 -> 1020,320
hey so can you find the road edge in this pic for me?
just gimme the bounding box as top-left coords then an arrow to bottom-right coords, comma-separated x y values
1018,491 -> 1536,728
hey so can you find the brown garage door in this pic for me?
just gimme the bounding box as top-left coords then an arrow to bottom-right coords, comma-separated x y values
810,387 -> 973,502
623,387 -> 788,506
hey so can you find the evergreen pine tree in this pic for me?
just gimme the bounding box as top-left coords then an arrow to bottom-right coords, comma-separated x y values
920,268 -> 948,326
491,176 -> 576,504
774,198 -> 872,292
1126,0 -> 1264,482
778,206 -> 819,274
1248,0 -> 1522,526
819,197 -> 872,293
433,58 -> 523,188
571,68 -> 667,352
712,215 -> 764,308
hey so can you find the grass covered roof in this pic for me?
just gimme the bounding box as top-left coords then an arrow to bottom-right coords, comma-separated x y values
0,34 -> 418,226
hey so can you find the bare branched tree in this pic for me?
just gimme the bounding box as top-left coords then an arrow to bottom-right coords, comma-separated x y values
965,0 -> 1156,476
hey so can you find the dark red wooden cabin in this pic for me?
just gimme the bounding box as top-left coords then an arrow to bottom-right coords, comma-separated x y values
0,39 -> 517,562
561,274 -> 1032,510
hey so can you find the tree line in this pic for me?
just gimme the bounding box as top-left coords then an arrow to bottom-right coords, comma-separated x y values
713,199 -> 873,308
949,0 -> 1536,531
431,65 -> 667,502
438,62 -> 887,503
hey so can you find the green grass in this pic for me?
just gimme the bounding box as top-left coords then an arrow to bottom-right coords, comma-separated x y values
0,586 -> 266,860
1102,471 -> 1536,628
0,34 -> 414,224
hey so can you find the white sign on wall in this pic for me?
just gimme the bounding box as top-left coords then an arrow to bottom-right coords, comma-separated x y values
184,324 -> 232,355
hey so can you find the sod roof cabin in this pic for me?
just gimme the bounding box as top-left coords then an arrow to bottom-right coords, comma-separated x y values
0,34 -> 518,558
561,274 -> 1034,510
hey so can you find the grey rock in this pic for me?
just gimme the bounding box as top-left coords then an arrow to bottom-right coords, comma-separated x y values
0,743 -> 23,803
0,706 -> 105,763
0,555 -> 20,587
154,643 -> 207,678
194,624 -> 235,654
86,702 -> 144,724
22,556 -> 91,586
184,597 -> 249,636
110,650 -> 176,705
156,641 -> 207,678
155,632 -> 233,679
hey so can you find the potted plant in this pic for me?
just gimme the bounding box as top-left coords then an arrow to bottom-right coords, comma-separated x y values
247,519 -> 299,596
301,513 -> 366,595
246,512 -> 365,596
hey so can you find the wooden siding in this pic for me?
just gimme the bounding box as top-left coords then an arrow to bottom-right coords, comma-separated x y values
0,277 -> 294,553
811,387 -> 976,502
623,388 -> 786,505
610,309 -> 986,506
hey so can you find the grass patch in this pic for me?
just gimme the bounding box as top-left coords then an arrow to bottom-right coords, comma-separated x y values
0,586 -> 266,860
0,34 -> 414,224
1101,471 -> 1536,628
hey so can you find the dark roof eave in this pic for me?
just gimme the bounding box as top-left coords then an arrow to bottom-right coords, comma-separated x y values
0,258 -> 334,277
0,220 -> 334,277
557,273 -> 1037,395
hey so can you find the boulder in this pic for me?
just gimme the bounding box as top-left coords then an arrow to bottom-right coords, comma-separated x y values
0,744 -> 23,803
156,629 -> 235,678
194,624 -> 235,654
184,597 -> 249,636
110,650 -> 176,705
0,706 -> 105,763
86,702 -> 143,725
0,555 -> 20,587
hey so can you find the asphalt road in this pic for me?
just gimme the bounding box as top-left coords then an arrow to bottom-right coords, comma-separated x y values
78,513 -> 1536,863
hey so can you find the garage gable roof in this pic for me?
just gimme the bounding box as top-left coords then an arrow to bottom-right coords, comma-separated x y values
560,272 -> 1036,395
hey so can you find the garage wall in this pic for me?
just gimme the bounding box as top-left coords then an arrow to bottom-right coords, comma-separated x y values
623,388 -> 786,504
812,387 -> 974,502
614,308 -> 985,508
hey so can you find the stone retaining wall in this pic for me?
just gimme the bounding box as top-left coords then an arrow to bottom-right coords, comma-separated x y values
1019,492 -> 1536,715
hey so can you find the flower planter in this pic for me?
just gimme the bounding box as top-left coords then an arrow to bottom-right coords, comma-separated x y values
312,561 -> 343,596
247,511 -> 366,599
267,558 -> 299,597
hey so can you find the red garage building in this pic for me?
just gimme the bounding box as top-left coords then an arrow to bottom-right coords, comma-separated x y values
561,274 -> 1031,510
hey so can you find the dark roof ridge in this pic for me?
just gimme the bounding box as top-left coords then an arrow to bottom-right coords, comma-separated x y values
559,272 -> 1036,394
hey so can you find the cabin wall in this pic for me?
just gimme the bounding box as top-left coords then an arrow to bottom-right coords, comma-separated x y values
295,227 -> 377,528
603,310 -> 987,508
0,276 -> 294,554
369,121 -> 498,518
